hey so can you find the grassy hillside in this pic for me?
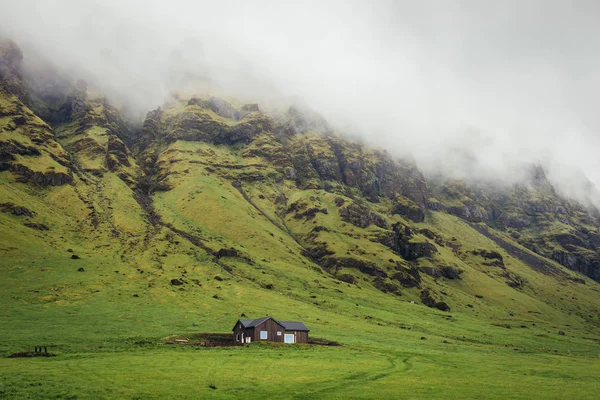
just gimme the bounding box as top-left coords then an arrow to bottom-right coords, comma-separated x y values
1,43 -> 600,399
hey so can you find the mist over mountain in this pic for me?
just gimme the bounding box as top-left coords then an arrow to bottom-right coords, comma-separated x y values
3,1 -> 600,206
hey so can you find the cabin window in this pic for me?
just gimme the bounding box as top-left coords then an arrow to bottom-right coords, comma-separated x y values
260,331 -> 268,340
236,334 -> 240,341
277,331 -> 282,336
284,334 -> 295,344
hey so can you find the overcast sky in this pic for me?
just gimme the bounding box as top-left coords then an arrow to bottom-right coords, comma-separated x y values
2,0 -> 600,204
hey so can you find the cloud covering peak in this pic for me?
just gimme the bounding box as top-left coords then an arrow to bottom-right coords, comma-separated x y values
2,0 -> 600,204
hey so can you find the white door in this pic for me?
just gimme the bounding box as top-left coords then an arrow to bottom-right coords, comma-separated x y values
284,334 -> 295,344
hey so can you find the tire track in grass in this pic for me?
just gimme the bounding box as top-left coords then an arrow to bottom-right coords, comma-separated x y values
294,351 -> 412,399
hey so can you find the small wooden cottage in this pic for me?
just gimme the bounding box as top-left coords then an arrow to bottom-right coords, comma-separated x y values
232,316 -> 309,344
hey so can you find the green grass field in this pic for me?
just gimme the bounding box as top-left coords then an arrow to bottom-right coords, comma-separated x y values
1,199 -> 599,399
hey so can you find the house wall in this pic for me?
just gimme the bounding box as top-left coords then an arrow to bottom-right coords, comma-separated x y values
251,319 -> 285,342
232,323 -> 254,343
294,331 -> 309,344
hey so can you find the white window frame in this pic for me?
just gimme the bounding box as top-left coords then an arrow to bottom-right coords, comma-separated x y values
260,330 -> 268,340
277,331 -> 282,336
236,334 -> 240,341
284,333 -> 295,344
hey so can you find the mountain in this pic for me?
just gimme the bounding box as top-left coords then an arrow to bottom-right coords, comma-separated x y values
1,40 -> 599,399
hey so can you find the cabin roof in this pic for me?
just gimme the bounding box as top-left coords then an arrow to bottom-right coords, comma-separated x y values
233,316 -> 309,332
278,321 -> 310,331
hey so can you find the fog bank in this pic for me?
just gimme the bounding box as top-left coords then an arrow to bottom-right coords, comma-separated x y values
2,0 -> 600,204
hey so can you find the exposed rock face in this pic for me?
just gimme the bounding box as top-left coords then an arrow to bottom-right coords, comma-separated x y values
320,256 -> 387,277
188,97 -> 240,120
0,40 -> 29,104
161,104 -> 272,147
551,250 -> 600,282
25,222 -> 49,231
287,199 -> 328,220
0,140 -> 41,170
472,249 -> 505,268
0,91 -> 73,186
429,167 -> 600,282
420,289 -> 450,311
50,79 -> 91,123
217,248 -> 238,258
420,265 -> 463,280
10,164 -> 72,186
339,202 -> 388,229
137,108 -> 164,151
373,277 -> 401,295
0,203 -> 34,217
241,133 -> 292,168
105,135 -> 131,171
447,200 -> 486,223
391,223 -> 437,260
338,273 -> 356,284
391,195 -> 425,222
373,222 -> 437,261
280,105 -> 332,136
552,234 -> 585,248
70,79 -> 89,115
391,266 -> 422,288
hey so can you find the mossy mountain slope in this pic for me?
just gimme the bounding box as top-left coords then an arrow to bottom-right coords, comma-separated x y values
428,167 -> 600,282
1,40 -> 599,377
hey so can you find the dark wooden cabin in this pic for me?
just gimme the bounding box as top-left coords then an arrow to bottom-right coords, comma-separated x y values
232,316 -> 309,344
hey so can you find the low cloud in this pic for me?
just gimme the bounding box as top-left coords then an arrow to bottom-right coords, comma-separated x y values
2,0 -> 600,204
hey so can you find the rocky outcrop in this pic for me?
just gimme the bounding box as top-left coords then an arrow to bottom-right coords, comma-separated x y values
287,199 -> 328,220
373,222 -> 437,261
9,163 -> 72,186
338,202 -> 388,229
373,277 -> 401,295
0,140 -> 41,170
551,250 -> 600,282
136,108 -> 164,152
391,266 -> 422,288
420,289 -> 450,311
472,249 -> 505,268
0,203 -> 34,217
301,242 -> 334,261
447,201 -> 486,223
105,135 -> 131,171
0,40 -> 29,104
159,102 -> 272,147
188,97 -> 240,120
420,265 -> 463,280
391,195 -> 425,222
51,79 -> 91,123
320,256 -> 387,277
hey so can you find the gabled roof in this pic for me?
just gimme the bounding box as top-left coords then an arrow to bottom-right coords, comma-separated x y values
278,321 -> 310,331
244,316 -> 272,328
232,316 -> 310,332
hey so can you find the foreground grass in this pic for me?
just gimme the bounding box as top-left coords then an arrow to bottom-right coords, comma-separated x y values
1,248 -> 599,399
1,343 -> 599,399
